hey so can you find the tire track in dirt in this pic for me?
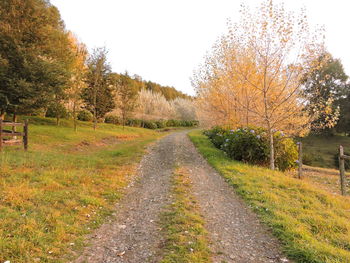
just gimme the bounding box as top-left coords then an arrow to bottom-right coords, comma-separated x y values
176,131 -> 290,263
74,131 -> 290,263
74,133 -> 177,263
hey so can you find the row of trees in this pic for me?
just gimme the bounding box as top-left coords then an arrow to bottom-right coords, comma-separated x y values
0,0 -> 193,129
72,47 -> 196,129
135,89 -> 196,121
193,0 -> 350,169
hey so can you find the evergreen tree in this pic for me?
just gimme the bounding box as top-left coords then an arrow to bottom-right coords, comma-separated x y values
0,0 -> 74,118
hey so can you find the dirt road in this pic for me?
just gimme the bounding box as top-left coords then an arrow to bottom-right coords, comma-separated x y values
74,131 -> 289,263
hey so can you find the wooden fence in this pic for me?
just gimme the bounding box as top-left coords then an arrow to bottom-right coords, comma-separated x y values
0,119 -> 28,151
297,142 -> 349,196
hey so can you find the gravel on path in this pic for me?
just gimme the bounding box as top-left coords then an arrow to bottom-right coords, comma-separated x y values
74,134 -> 176,263
177,131 -> 290,263
74,131 -> 290,263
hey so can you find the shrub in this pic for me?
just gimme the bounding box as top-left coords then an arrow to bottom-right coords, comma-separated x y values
46,103 -> 68,119
221,127 -> 269,165
158,119 -> 199,128
204,126 -> 297,171
155,120 -> 167,129
127,119 -> 142,127
118,118 -> 199,129
105,115 -> 121,125
142,120 -> 158,129
191,120 -> 200,127
166,119 -> 176,127
77,110 -> 93,122
203,126 -> 226,148
274,133 -> 298,171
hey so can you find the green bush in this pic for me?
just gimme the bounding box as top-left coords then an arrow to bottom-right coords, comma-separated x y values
155,120 -> 167,129
274,133 -> 298,171
204,126 -> 227,148
166,119 -> 199,127
204,127 -> 297,171
77,110 -> 93,122
45,103 -> 68,119
222,127 -> 269,166
166,119 -> 176,127
105,115 -> 121,125
114,118 -> 199,129
142,120 -> 158,129
126,119 -> 142,127
187,120 -> 199,127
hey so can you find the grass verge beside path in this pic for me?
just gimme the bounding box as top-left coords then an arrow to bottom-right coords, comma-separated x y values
0,117 -> 163,263
188,130 -> 350,263
160,167 -> 211,263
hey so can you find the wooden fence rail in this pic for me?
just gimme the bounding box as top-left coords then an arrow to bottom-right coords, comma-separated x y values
0,119 -> 28,151
297,142 -> 349,196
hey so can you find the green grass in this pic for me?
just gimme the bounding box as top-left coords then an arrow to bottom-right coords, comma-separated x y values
160,167 -> 212,263
300,135 -> 350,168
188,130 -> 350,263
0,117 -> 163,263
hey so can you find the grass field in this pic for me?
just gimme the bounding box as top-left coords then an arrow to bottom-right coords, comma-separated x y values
189,130 -> 350,263
287,165 -> 350,196
299,135 -> 350,168
0,117 -> 163,263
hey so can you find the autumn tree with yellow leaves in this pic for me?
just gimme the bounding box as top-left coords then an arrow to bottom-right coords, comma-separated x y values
193,0 -> 326,169
66,33 -> 88,131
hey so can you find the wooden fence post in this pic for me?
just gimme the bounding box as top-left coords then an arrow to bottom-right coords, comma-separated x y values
297,142 -> 303,179
339,145 -> 346,196
0,119 -> 2,152
23,119 -> 28,151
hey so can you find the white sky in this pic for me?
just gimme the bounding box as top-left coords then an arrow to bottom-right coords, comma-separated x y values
51,0 -> 350,95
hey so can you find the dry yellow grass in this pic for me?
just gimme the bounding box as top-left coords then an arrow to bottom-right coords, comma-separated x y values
0,117 -> 163,263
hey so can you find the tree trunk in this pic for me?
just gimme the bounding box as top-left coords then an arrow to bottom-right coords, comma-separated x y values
0,110 -> 5,120
93,111 -> 97,130
122,111 -> 125,130
73,102 -> 77,132
93,90 -> 97,131
269,129 -> 275,170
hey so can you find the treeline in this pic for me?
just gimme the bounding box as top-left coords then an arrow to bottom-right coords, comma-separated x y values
0,0 -> 193,128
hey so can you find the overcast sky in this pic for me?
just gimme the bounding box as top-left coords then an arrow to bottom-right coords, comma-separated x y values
51,0 -> 350,95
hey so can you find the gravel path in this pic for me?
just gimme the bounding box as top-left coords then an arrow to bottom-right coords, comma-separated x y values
74,134 -> 176,263
177,132 -> 290,263
74,131 -> 289,263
